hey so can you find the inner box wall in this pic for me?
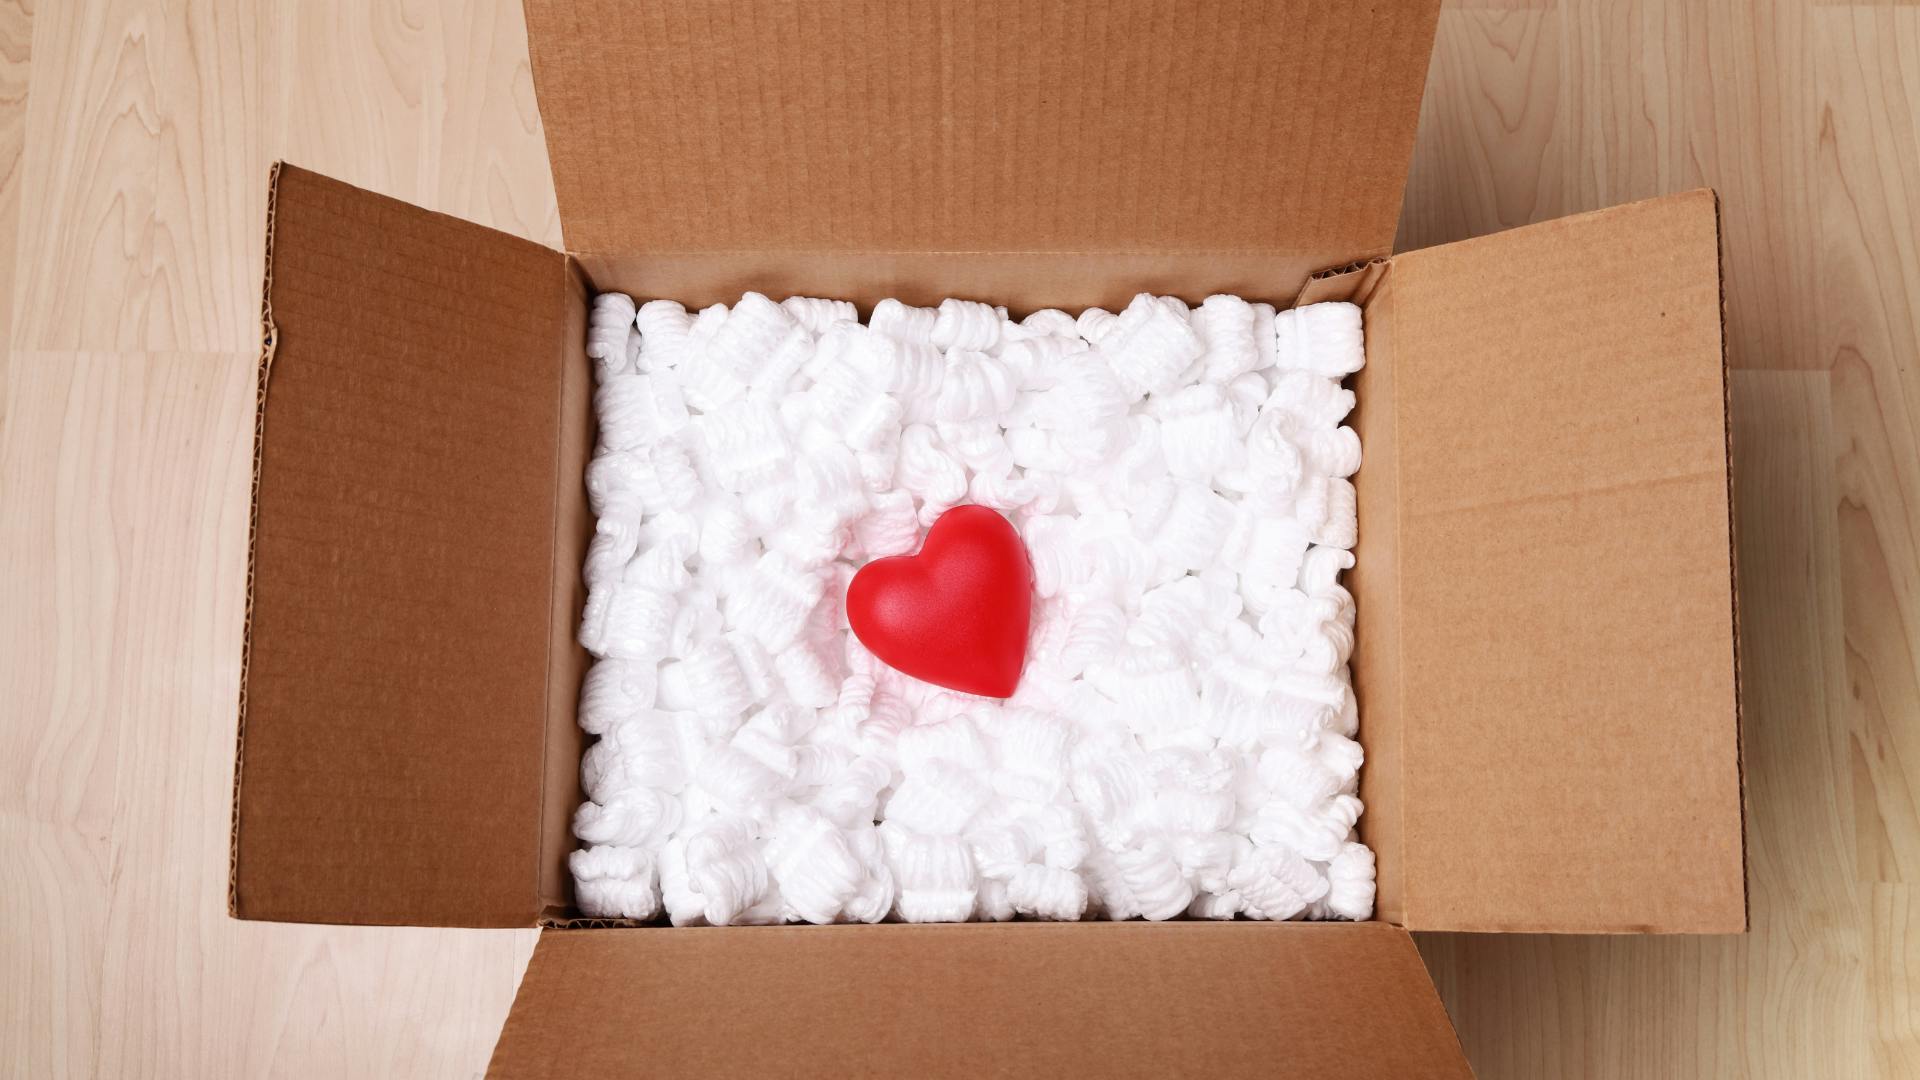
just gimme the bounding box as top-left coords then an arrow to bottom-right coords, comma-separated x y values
540,259 -> 597,916
1347,272 -> 1404,926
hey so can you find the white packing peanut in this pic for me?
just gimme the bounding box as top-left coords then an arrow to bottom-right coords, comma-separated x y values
571,290 -> 1373,924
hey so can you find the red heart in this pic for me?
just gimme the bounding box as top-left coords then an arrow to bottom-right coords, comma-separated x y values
846,505 -> 1033,698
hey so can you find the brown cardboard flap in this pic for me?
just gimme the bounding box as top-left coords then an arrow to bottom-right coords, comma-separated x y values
1359,191 -> 1743,933
489,923 -> 1470,1079
524,0 -> 1440,299
233,165 -> 581,927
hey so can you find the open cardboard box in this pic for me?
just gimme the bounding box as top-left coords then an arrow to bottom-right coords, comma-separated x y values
228,2 -> 1746,1076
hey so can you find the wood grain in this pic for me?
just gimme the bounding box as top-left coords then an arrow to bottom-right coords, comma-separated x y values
1821,4 -> 1920,890
13,0 -> 176,352
2,353 -> 123,1080
1,0 -> 1915,1077
273,0 -> 559,249
1403,0 -> 1825,370
1405,2 -> 1919,1076
1400,5 -> 1566,249
1419,371 -> 1869,1078
3,1 -> 547,1076
0,0 -> 29,354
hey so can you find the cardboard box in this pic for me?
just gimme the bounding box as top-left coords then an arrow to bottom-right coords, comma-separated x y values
229,2 -> 1745,1075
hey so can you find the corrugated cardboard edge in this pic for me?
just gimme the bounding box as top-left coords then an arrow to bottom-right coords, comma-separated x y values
539,913 -> 641,930
1293,257 -> 1391,308
229,161 -> 282,918
1712,190 -> 1751,933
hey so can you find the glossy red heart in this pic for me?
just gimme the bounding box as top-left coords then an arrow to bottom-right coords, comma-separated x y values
846,505 -> 1032,698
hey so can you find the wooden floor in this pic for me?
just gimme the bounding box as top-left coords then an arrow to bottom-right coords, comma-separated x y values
1,1 -> 1913,1077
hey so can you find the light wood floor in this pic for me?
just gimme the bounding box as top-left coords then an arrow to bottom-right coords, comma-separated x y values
2,2 -> 1913,1077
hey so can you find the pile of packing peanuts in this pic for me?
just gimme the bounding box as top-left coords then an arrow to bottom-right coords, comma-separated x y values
572,290 -> 1374,925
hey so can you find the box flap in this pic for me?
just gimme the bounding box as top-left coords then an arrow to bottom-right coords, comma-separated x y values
232,164 -> 586,927
522,0 -> 1440,302
488,923 -> 1470,1078
1356,191 -> 1744,933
